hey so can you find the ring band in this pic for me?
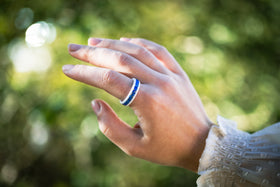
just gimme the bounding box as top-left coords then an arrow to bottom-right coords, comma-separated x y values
120,78 -> 141,106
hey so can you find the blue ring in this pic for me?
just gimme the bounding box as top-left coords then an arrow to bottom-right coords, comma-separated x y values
120,78 -> 140,106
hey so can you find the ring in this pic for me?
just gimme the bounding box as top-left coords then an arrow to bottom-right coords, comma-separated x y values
120,78 -> 141,106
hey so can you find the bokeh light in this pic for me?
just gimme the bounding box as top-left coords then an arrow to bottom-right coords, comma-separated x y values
209,23 -> 236,44
8,40 -> 52,72
1,164 -> 18,185
174,36 -> 204,54
80,116 -> 99,138
30,121 -> 49,147
25,21 -> 56,47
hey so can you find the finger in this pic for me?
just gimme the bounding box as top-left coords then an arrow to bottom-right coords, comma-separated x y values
91,99 -> 143,156
68,44 -> 160,83
88,38 -> 168,74
63,64 -> 136,101
121,38 -> 183,74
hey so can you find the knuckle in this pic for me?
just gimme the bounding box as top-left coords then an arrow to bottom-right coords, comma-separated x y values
99,124 -> 111,137
158,76 -> 176,90
153,45 -> 166,55
101,126 -> 108,135
99,39 -> 113,48
102,70 -> 118,86
131,38 -> 144,45
135,47 -> 149,57
114,52 -> 129,66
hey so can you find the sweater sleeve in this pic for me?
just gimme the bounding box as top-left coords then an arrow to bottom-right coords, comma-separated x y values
197,116 -> 280,187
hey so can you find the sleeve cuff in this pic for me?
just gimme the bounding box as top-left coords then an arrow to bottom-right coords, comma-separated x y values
197,116 -> 280,187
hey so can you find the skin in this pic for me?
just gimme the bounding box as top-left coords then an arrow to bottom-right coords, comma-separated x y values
63,38 -> 213,172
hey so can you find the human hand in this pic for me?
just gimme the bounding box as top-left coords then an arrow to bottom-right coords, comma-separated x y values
63,38 -> 213,172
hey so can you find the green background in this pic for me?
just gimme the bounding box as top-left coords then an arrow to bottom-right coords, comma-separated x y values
1,0 -> 279,186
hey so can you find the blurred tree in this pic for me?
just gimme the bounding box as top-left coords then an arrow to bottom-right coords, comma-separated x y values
0,0 -> 279,186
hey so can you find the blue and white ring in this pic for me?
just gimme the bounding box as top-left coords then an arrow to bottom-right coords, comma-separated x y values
120,78 -> 141,106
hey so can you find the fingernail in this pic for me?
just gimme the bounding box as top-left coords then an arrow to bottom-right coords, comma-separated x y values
62,64 -> 75,73
68,44 -> 82,52
91,100 -> 101,115
120,37 -> 131,42
88,38 -> 102,45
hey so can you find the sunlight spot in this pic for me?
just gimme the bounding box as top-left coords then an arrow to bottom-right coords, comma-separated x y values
1,94 -> 18,124
8,40 -> 52,73
233,103 -> 271,131
81,116 -> 99,138
25,21 -> 56,47
209,24 -> 236,44
182,36 -> 204,54
1,164 -> 18,185
30,121 -> 49,147
188,51 -> 223,74
174,35 -> 204,54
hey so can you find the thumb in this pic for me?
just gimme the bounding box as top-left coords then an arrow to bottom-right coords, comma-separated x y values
91,99 -> 143,156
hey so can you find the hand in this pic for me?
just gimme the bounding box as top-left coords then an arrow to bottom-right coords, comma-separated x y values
63,38 -> 213,172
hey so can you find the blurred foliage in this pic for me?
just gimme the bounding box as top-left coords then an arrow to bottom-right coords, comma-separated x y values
0,0 -> 279,186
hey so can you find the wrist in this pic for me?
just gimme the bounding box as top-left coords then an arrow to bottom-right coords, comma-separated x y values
192,119 -> 213,172
179,118 -> 213,172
